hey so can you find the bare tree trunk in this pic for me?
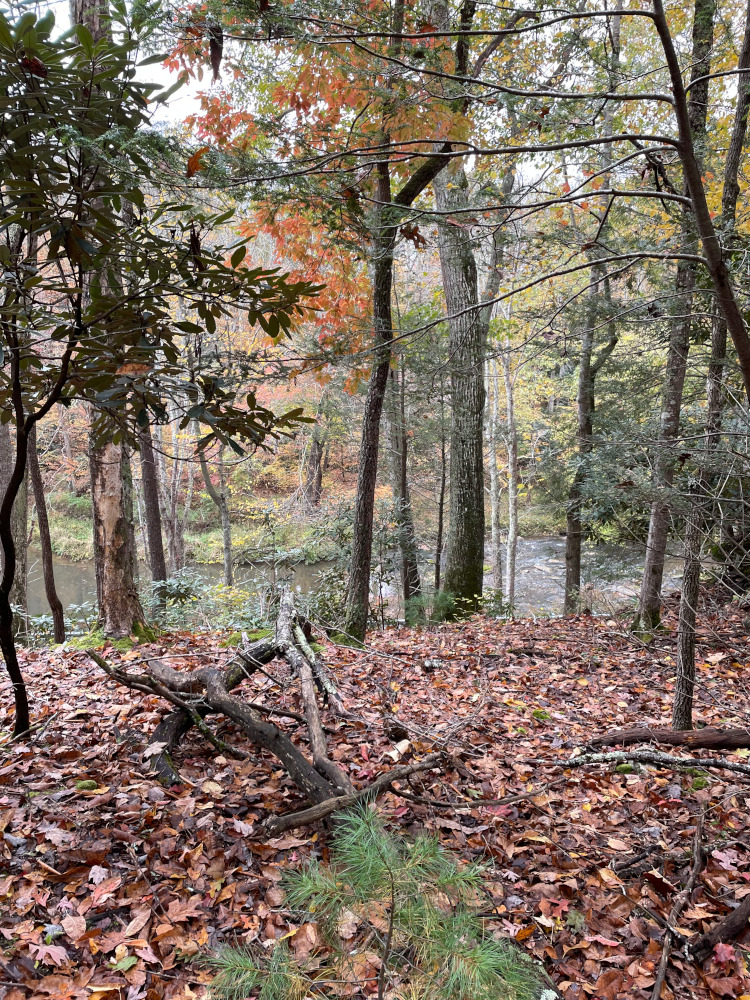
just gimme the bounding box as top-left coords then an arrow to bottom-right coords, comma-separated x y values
59,403 -> 76,493
564,307 -> 593,615
487,358 -> 503,593
638,0 -> 716,629
305,431 -> 324,506
0,421 -> 28,639
387,364 -> 421,611
673,0 -> 750,728
138,423 -> 167,584
89,437 -> 144,637
435,380 -> 447,595
502,350 -> 518,610
434,164 -> 487,613
27,423 -> 65,642
199,445 -> 233,586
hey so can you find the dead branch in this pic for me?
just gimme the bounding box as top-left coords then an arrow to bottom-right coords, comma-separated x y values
144,634 -> 279,783
294,622 -> 348,716
276,592 -> 353,794
260,752 -> 446,836
550,749 -> 750,778
650,809 -> 705,1000
587,726 -> 750,752
90,592 -> 444,831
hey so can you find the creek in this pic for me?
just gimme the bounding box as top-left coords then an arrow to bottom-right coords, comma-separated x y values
25,536 -> 684,619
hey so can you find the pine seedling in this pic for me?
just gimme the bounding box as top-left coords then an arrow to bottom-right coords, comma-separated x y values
208,805 -> 550,1000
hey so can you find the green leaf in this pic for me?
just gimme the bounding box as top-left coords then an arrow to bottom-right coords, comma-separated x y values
230,245 -> 247,269
112,955 -> 138,972
75,23 -> 94,56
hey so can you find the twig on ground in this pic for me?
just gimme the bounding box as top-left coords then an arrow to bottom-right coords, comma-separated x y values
650,809 -> 705,1000
392,777 -> 567,811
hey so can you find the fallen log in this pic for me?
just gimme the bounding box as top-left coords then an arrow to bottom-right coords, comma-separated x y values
546,749 -> 750,778
691,893 -> 750,964
587,726 -> 750,752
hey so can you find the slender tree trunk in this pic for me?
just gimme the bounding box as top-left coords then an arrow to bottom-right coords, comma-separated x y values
306,432 -> 324,506
139,423 -> 167,584
344,164 -> 395,641
434,164 -> 487,613
435,385 -> 447,594
27,423 -> 65,642
673,0 -> 750,728
564,307 -> 594,615
487,359 -> 503,593
387,364 -> 421,611
89,438 -> 144,637
199,446 -> 233,586
638,262 -> 696,628
59,403 -> 76,493
0,413 -> 31,735
0,421 -> 27,638
639,0 -> 716,628
502,350 -> 518,610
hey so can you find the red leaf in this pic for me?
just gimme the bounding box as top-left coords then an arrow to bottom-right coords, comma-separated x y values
713,942 -> 736,966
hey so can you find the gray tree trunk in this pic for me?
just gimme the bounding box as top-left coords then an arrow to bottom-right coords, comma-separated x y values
673,0 -> 750,728
501,350 -> 518,610
564,9 -> 621,614
28,423 -> 65,642
387,364 -> 421,610
139,423 -> 167,584
487,358 -> 503,593
638,0 -> 716,629
435,164 -> 487,613
89,438 -> 144,637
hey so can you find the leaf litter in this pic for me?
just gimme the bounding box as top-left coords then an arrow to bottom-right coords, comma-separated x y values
1,595 -> 749,1000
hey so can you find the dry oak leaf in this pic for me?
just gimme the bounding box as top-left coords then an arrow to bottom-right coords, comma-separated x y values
61,915 -> 86,941
290,922 -> 318,962
166,896 -> 205,922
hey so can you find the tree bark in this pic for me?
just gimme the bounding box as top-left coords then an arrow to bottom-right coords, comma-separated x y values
502,349 -> 519,610
487,358 -> 503,595
639,0 -> 716,629
138,423 -> 167,584
27,423 -> 65,642
199,445 -> 233,586
305,432 -> 324,506
89,437 -> 144,637
588,726 -> 750,752
564,301 -> 594,615
387,364 -> 421,611
434,381 -> 447,594
434,163 -> 487,614
672,0 -> 750,728
0,421 -> 27,638
344,143 -> 451,640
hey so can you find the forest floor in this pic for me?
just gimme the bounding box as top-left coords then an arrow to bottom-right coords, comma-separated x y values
1,594 -> 750,1000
